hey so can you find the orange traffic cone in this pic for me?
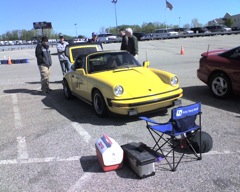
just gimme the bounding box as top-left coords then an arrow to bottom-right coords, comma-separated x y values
8,56 -> 12,64
180,46 -> 184,55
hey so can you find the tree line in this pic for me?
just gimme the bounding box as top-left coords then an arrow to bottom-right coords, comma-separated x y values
105,18 -> 234,34
0,18 -> 234,41
0,29 -> 74,41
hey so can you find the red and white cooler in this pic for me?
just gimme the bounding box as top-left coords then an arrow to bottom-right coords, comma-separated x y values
95,134 -> 124,172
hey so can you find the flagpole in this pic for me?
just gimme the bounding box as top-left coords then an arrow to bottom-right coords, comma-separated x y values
165,0 -> 167,29
165,0 -> 173,28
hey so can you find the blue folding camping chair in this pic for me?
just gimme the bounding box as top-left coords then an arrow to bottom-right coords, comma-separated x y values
139,102 -> 202,171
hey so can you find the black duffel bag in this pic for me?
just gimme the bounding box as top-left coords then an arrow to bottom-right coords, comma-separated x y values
189,131 -> 213,153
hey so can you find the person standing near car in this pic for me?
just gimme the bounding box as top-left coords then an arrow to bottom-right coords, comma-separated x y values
88,32 -> 99,42
35,36 -> 52,94
88,32 -> 103,49
125,28 -> 138,59
56,35 -> 71,75
119,28 -> 128,50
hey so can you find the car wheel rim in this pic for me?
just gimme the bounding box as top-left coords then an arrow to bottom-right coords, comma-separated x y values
212,77 -> 228,96
94,93 -> 103,114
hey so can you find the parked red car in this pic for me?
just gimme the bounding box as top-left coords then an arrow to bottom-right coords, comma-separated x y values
197,46 -> 240,99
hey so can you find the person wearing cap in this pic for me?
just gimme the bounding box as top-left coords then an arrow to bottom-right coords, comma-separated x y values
125,28 -> 138,59
56,35 -> 71,75
88,32 -> 103,49
35,36 -> 52,94
88,32 -> 98,42
119,28 -> 128,51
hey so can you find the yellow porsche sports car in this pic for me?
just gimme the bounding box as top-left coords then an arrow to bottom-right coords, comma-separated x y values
63,42 -> 183,117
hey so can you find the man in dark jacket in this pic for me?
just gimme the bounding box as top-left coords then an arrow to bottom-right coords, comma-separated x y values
88,32 -> 103,49
125,28 -> 138,59
35,36 -> 52,94
119,28 -> 128,50
88,32 -> 98,42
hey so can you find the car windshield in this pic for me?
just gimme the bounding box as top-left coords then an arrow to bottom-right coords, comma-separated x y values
220,46 -> 240,59
71,47 -> 98,60
87,52 -> 141,73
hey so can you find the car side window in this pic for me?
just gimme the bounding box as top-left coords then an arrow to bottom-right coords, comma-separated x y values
72,57 -> 85,71
78,57 -> 85,68
231,48 -> 240,59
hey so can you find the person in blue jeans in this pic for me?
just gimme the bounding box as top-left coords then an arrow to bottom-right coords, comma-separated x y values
56,35 -> 71,75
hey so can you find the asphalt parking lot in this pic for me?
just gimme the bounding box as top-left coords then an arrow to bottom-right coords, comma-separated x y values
0,35 -> 240,192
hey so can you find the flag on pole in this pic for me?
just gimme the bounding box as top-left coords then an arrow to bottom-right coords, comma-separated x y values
166,0 -> 173,10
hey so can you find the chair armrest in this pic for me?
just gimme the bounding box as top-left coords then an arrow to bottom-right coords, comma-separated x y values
151,122 -> 173,132
139,116 -> 159,124
140,116 -> 173,133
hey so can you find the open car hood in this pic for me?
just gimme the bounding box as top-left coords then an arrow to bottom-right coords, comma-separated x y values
65,42 -> 102,63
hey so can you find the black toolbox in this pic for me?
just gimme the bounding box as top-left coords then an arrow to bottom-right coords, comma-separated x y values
121,142 -> 156,178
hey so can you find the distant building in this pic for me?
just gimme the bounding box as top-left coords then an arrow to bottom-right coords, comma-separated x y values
208,12 -> 240,27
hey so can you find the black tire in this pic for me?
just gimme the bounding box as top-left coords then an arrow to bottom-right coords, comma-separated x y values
63,79 -> 73,99
92,90 -> 108,117
209,72 -> 231,99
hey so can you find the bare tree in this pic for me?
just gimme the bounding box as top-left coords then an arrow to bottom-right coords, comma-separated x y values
224,18 -> 234,27
99,26 -> 107,34
191,18 -> 202,27
183,24 -> 190,28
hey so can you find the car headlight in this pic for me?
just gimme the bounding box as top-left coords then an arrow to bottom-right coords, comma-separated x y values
170,76 -> 179,86
114,85 -> 124,96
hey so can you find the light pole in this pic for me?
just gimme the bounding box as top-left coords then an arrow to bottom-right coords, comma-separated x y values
111,0 -> 118,33
74,23 -> 78,38
179,17 -> 181,27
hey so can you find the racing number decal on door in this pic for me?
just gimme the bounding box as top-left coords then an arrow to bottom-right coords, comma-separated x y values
76,76 -> 83,88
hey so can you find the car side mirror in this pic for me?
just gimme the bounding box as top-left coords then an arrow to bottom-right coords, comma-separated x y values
143,61 -> 150,68
76,68 -> 85,75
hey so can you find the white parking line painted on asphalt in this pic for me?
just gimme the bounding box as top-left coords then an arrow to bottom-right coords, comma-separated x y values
0,94 -> 11,98
0,150 -> 239,165
67,122 -> 96,191
12,94 -> 22,129
17,137 -> 29,160
205,150 -> 239,155
71,122 -> 92,144
12,94 -> 29,160
0,156 -> 82,165
21,50 -> 35,58
67,162 -> 100,192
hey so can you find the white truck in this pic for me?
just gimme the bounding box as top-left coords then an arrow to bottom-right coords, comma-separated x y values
152,28 -> 178,39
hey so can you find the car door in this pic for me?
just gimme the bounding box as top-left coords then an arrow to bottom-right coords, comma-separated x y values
219,48 -> 240,92
72,57 -> 91,102
228,49 -> 240,91
71,57 -> 84,94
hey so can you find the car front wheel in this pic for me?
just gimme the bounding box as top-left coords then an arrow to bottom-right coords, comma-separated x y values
93,90 -> 108,117
63,79 -> 73,99
209,73 -> 231,99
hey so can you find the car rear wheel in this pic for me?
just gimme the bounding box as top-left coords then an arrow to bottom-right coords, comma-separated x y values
93,90 -> 108,117
63,79 -> 73,99
209,73 -> 231,99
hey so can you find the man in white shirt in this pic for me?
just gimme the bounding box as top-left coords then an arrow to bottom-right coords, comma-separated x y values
56,35 -> 71,75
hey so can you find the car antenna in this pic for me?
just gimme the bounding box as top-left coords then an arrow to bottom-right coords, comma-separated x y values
207,44 -> 210,58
